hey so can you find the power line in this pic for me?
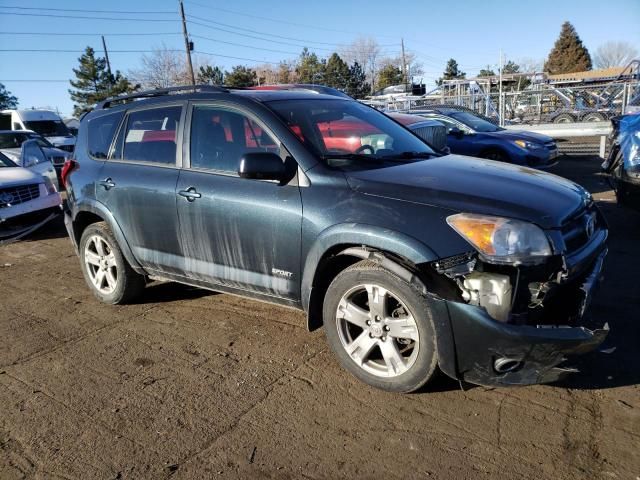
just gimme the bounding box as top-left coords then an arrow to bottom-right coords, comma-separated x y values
0,12 -> 176,22
191,34 -> 301,56
0,31 -> 182,37
0,5 -> 175,14
187,14 -> 398,48
188,19 -> 400,55
0,49 -> 183,53
185,0 -> 400,40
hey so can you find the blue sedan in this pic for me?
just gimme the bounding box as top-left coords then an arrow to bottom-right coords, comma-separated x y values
413,108 -> 559,168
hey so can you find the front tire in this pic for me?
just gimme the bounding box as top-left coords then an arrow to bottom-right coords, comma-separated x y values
79,222 -> 145,304
323,260 -> 438,393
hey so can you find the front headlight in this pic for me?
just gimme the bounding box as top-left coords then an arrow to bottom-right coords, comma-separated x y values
447,213 -> 551,265
42,175 -> 58,194
514,139 -> 537,149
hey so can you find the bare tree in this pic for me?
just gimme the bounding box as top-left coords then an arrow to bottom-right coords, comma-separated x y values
129,45 -> 192,89
379,51 -> 423,84
339,37 -> 381,92
593,41 -> 638,69
517,57 -> 544,73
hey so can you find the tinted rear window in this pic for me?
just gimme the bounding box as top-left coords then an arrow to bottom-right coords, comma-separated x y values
121,106 -> 181,165
88,112 -> 124,159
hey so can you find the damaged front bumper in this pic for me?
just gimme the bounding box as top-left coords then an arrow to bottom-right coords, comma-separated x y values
437,247 -> 609,387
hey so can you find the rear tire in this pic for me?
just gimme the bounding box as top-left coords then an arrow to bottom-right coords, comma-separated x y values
553,113 -> 575,124
582,112 -> 605,122
323,260 -> 438,393
79,222 -> 145,304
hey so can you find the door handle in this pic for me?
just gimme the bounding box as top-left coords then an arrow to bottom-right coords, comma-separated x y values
99,178 -> 116,190
178,187 -> 202,202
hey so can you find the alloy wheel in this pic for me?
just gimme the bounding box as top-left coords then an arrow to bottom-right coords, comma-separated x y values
335,284 -> 420,378
84,235 -> 118,295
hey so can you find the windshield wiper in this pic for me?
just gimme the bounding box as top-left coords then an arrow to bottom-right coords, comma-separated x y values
321,153 -> 382,162
381,151 -> 437,160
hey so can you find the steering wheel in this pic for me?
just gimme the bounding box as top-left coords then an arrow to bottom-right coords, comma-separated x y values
354,144 -> 374,155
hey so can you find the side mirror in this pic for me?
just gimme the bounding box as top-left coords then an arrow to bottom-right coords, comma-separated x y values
20,139 -> 48,168
238,152 -> 286,181
448,127 -> 465,139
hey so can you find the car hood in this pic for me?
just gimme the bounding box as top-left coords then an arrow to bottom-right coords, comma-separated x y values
0,167 -> 42,188
45,135 -> 76,146
345,155 -> 589,228
487,129 -> 554,143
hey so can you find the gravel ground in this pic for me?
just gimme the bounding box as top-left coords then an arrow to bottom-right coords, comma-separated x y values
0,155 -> 638,480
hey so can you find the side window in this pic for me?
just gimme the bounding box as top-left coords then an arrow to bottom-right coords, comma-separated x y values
190,106 -> 279,172
432,117 -> 461,132
13,123 -> 22,131
87,111 -> 124,159
121,106 -> 181,165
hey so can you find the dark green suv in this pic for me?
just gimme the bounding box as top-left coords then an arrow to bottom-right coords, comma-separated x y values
63,86 -> 608,392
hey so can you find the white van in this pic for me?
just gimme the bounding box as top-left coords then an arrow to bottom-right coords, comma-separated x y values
0,109 -> 76,152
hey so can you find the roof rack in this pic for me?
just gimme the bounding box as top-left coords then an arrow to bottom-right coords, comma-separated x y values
97,84 -> 229,109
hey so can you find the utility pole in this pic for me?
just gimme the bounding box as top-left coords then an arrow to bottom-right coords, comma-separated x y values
401,38 -> 408,86
101,35 -> 113,84
179,0 -> 195,85
498,49 -> 504,126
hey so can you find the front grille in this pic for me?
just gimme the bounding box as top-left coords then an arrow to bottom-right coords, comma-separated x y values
58,145 -> 74,153
0,183 -> 40,208
561,205 -> 601,252
413,125 -> 447,151
51,156 -> 66,165
544,141 -> 557,151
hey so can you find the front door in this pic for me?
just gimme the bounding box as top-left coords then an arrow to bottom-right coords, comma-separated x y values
96,104 -> 186,275
176,103 -> 303,300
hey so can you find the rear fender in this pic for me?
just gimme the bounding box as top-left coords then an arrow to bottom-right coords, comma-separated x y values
71,198 -> 144,273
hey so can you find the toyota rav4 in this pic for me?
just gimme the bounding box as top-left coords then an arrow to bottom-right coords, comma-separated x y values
63,86 -> 609,393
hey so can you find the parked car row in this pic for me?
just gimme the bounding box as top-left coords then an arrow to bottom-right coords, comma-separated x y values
62,84 -> 608,394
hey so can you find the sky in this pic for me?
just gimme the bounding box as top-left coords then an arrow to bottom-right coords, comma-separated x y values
0,0 -> 639,118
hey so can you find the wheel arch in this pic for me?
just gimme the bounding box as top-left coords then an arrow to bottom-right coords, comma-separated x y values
302,224 -> 441,329
71,199 -> 144,273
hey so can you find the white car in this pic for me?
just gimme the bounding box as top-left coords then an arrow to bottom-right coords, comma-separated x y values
0,151 -> 62,243
0,138 -> 59,186
0,130 -> 71,172
0,109 -> 76,152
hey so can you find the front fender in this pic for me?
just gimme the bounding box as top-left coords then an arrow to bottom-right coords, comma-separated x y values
70,198 -> 144,273
300,223 -> 439,312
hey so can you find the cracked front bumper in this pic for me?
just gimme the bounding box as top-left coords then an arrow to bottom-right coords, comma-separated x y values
442,249 -> 609,387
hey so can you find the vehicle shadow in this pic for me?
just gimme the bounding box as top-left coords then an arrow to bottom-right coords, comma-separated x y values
19,214 -> 69,242
134,280 -> 219,304
553,199 -> 640,391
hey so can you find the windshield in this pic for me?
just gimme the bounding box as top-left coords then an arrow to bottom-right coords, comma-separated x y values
267,99 -> 435,168
448,111 -> 502,132
24,120 -> 70,137
0,152 -> 17,167
0,132 -> 52,149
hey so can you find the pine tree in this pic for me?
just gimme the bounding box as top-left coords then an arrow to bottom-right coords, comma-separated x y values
377,64 -> 404,90
295,48 -> 325,84
478,66 -> 496,77
345,62 -> 370,99
224,65 -> 257,87
0,83 -> 18,109
69,46 -> 138,116
437,59 -> 466,85
324,53 -> 350,90
544,22 -> 592,74
197,65 -> 224,85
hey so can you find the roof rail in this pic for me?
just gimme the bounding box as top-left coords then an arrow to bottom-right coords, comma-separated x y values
97,84 -> 229,109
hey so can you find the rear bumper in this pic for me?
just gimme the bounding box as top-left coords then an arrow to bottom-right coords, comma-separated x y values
441,248 -> 608,386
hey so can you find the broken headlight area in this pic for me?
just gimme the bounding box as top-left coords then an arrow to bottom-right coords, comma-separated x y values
432,248 -> 605,328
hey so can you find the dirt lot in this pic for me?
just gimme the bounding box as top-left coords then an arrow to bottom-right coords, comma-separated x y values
1,156 -> 639,480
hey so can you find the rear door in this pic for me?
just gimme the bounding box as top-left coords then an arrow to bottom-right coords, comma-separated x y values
96,103 -> 186,275
176,102 -> 303,300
